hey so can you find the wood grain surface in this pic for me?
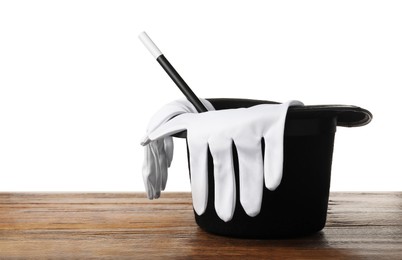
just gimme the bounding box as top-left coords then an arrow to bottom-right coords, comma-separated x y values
0,192 -> 401,259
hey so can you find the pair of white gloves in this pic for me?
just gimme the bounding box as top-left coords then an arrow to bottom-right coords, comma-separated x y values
141,99 -> 303,222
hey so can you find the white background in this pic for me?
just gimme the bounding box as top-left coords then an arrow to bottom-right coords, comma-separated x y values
0,0 -> 401,192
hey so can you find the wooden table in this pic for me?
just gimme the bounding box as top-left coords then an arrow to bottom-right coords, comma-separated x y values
0,192 -> 401,259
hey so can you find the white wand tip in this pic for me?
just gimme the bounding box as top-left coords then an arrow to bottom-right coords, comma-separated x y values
139,31 -> 163,59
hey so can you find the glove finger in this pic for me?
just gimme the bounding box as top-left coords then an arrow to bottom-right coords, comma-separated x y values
150,141 -> 162,198
164,137 -> 174,168
263,101 -> 299,190
263,127 -> 285,191
142,145 -> 157,199
208,136 -> 236,222
155,139 -> 168,191
187,137 -> 209,216
234,138 -> 264,217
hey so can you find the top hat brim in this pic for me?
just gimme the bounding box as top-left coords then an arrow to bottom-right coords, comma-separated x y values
207,98 -> 372,127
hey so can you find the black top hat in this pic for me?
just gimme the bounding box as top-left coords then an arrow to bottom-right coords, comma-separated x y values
190,98 -> 373,238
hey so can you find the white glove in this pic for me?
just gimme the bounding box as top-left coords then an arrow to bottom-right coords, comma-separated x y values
142,99 -> 303,222
141,99 -> 215,199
